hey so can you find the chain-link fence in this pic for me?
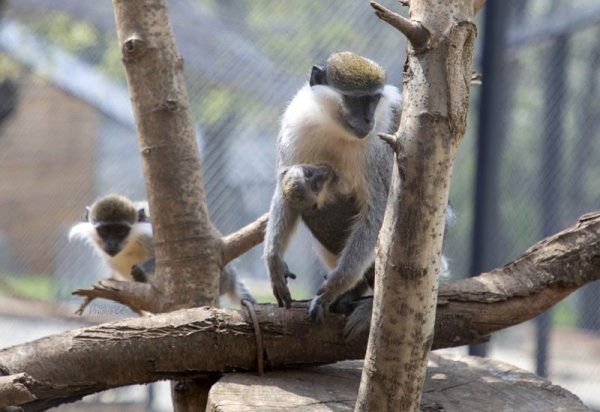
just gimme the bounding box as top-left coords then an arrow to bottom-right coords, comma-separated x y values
0,0 -> 598,410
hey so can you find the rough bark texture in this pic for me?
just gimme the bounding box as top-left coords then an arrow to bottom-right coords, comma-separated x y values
357,2 -> 476,411
1,212 -> 599,410
111,0 -> 221,409
112,0 -> 219,311
206,354 -> 589,411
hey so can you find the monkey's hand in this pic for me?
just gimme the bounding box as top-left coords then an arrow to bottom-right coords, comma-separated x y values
267,255 -> 296,308
130,257 -> 156,282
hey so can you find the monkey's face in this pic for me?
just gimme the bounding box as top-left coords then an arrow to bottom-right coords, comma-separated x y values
340,92 -> 382,139
95,223 -> 131,257
282,164 -> 336,210
309,53 -> 386,139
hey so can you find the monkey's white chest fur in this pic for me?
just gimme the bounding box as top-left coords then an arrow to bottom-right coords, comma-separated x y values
280,86 -> 365,194
278,84 -> 398,200
107,241 -> 151,281
69,221 -> 153,281
107,223 -> 153,280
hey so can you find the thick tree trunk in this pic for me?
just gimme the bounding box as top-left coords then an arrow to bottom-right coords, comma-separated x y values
2,211 -> 599,411
356,2 -> 476,411
111,0 -> 221,408
112,0 -> 220,310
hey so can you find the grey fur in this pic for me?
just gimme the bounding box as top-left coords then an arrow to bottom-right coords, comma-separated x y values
263,53 -> 402,320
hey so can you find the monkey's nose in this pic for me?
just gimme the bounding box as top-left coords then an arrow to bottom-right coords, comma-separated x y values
105,247 -> 120,257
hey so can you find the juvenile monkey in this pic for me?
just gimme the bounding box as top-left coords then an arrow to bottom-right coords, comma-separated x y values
69,193 -> 255,304
69,194 -> 152,282
263,51 -> 402,321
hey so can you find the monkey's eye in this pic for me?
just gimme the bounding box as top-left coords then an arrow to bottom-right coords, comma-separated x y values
304,168 -> 314,179
97,224 -> 130,239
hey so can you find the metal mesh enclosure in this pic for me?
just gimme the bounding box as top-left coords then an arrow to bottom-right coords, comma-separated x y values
0,0 -> 599,409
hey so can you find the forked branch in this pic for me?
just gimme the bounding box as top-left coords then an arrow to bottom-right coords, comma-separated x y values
72,279 -> 160,314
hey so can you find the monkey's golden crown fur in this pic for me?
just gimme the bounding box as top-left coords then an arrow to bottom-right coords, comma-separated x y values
90,194 -> 136,223
326,52 -> 385,92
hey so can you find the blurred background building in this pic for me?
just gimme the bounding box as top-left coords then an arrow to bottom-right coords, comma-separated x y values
0,0 -> 598,410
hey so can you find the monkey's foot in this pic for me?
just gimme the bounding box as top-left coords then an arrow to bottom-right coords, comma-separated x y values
308,295 -> 328,323
343,298 -> 372,341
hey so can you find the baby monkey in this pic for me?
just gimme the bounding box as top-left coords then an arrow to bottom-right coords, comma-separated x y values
281,164 -> 373,306
281,163 -> 452,338
69,193 -> 255,304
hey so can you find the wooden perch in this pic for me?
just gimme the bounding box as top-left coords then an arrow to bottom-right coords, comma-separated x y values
1,212 -> 599,410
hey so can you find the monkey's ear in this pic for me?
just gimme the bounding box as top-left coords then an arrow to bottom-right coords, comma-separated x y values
310,65 -> 326,87
137,208 -> 148,222
279,167 -> 290,179
84,207 -> 90,222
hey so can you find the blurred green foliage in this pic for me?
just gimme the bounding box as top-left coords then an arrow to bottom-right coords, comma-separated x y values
0,274 -> 53,300
31,12 -> 99,54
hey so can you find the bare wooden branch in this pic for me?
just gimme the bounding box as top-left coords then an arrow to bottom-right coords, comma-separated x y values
435,211 -> 600,346
112,0 -> 223,407
2,212 -> 599,410
377,133 -> 400,153
112,0 -> 220,311
370,1 -> 429,48
359,0 -> 477,410
221,213 -> 268,265
72,279 -> 160,315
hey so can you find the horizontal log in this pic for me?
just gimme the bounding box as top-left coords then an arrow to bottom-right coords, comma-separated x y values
0,211 -> 598,410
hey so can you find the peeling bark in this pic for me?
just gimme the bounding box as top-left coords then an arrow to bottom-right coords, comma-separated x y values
1,212 -> 599,410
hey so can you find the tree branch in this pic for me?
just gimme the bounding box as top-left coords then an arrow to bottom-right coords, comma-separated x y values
72,279 -> 160,314
359,0 -> 477,410
370,1 -> 429,49
2,212 -> 599,410
112,0 -> 223,407
435,211 -> 600,346
221,213 -> 268,265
